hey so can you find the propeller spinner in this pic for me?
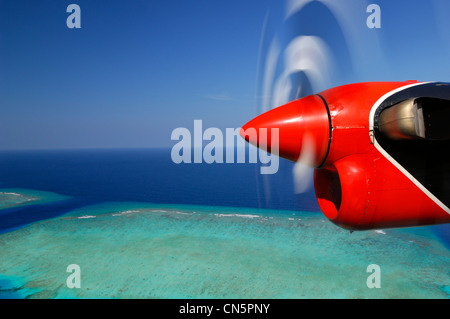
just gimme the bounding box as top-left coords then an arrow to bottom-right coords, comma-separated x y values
240,94 -> 331,167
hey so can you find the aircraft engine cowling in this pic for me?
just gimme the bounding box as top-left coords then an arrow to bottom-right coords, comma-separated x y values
313,152 -> 450,231
241,81 -> 450,230
314,155 -> 372,230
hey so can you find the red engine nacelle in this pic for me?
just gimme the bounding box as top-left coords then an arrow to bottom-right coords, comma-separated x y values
241,81 -> 450,230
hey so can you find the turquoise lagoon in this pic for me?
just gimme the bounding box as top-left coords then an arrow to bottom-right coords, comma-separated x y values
0,193 -> 449,299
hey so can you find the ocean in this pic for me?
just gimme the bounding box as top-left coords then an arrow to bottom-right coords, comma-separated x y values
0,148 -> 449,298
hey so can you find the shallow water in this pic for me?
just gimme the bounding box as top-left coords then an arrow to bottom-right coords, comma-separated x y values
0,188 -> 69,211
0,199 -> 449,299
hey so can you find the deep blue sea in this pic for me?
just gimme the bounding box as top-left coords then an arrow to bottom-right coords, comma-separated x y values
0,148 -> 319,234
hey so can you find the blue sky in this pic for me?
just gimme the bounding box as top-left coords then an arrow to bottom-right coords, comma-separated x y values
1,0 -> 450,150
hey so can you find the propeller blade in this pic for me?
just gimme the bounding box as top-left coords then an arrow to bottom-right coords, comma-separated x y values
293,132 -> 315,194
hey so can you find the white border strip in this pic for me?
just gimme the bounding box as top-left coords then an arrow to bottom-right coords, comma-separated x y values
369,82 -> 450,215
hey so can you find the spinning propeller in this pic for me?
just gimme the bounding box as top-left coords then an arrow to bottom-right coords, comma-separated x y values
242,0 -> 450,230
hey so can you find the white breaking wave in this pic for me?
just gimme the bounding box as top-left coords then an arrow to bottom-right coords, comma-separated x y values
112,210 -> 140,216
0,192 -> 37,202
214,213 -> 260,219
77,215 -> 96,219
0,192 -> 22,196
